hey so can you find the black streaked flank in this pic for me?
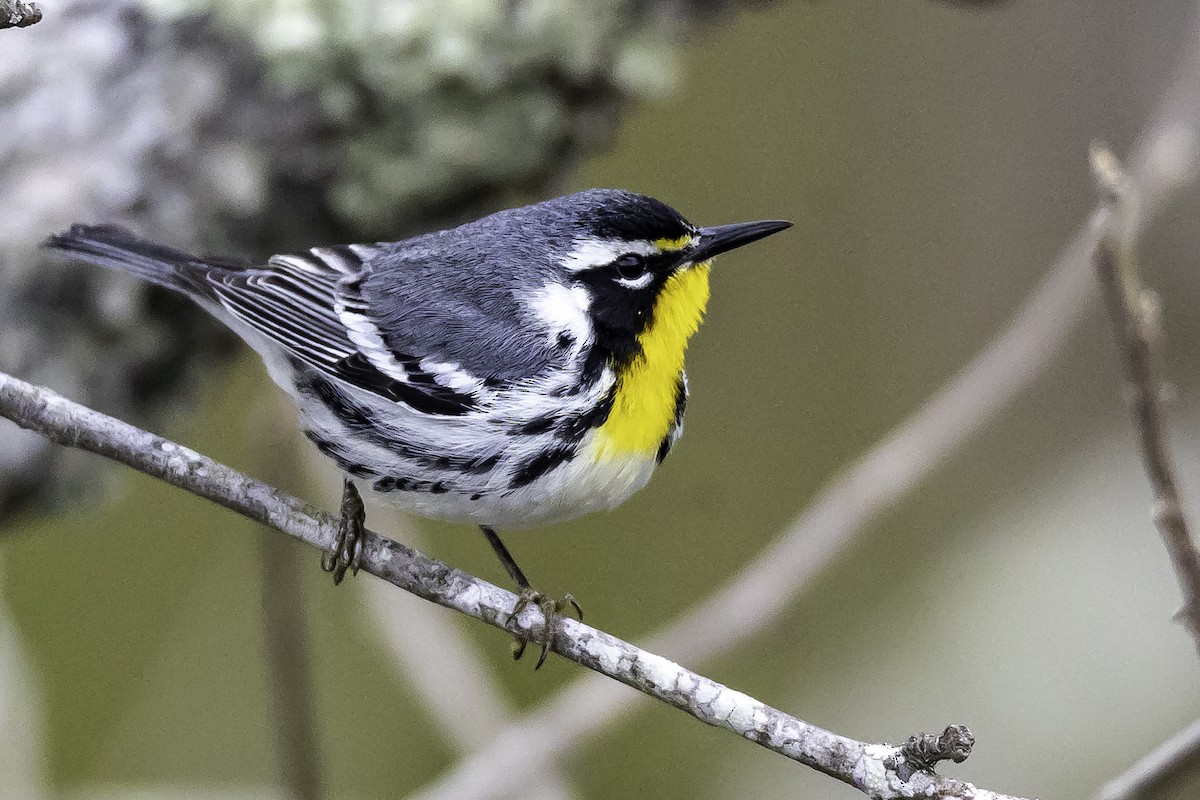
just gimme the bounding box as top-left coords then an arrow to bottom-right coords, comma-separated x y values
293,361 -> 503,477
655,376 -> 688,464
372,475 -> 452,494
304,428 -> 336,456
302,429 -> 376,479
557,391 -> 614,441
465,454 -> 501,473
295,369 -> 375,431
513,415 -> 556,436
512,389 -> 614,443
374,475 -> 414,492
345,464 -> 374,478
509,445 -> 575,488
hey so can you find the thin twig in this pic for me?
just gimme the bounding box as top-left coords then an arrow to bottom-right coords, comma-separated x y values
0,0 -> 40,29
1093,718 -> 1200,800
0,371 -> 1032,800
1091,142 -> 1200,660
411,5 -> 1200,795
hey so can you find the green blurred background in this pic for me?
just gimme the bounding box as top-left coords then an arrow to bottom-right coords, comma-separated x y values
5,1 -> 1200,798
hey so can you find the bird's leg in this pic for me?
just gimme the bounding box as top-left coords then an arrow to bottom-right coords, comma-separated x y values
322,478 -> 365,584
479,525 -> 583,669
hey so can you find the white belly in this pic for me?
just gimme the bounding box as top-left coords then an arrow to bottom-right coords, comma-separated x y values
374,431 -> 660,529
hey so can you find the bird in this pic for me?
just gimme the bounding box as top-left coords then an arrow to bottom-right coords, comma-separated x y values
47,189 -> 791,667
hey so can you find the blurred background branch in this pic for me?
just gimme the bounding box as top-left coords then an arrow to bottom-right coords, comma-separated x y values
1094,718 -> 1200,800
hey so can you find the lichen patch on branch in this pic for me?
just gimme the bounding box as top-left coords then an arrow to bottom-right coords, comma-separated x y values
1,1 -> 41,29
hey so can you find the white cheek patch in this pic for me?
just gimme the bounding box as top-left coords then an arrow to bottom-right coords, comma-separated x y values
527,282 -> 593,349
559,237 -> 658,272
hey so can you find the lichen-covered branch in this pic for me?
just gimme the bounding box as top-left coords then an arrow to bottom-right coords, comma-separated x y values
0,0 -> 40,28
1090,143 -> 1200,661
0,369 -> 1031,800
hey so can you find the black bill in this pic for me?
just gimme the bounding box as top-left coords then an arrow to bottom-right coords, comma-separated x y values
690,219 -> 792,263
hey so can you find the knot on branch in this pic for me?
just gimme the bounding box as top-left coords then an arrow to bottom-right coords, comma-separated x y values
896,725 -> 975,779
2,1 -> 41,29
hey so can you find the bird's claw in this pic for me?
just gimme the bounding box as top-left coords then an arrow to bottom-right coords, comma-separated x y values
322,479 -> 365,584
510,589 -> 583,669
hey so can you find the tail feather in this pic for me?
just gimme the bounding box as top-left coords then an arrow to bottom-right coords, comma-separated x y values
44,224 -> 213,295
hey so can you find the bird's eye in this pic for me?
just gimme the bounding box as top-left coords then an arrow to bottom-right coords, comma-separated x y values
615,254 -> 645,279
614,254 -> 650,285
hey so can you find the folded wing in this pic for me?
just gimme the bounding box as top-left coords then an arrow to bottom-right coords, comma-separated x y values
206,244 -> 479,416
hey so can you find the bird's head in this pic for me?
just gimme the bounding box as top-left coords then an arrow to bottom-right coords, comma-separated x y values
504,189 -> 791,368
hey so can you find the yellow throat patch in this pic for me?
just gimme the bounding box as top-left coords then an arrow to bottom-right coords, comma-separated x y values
592,262 -> 712,460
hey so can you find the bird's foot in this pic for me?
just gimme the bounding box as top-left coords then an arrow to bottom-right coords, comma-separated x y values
321,479 -> 365,585
510,589 -> 583,670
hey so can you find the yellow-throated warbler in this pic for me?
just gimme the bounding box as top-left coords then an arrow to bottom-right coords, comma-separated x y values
48,189 -> 790,666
